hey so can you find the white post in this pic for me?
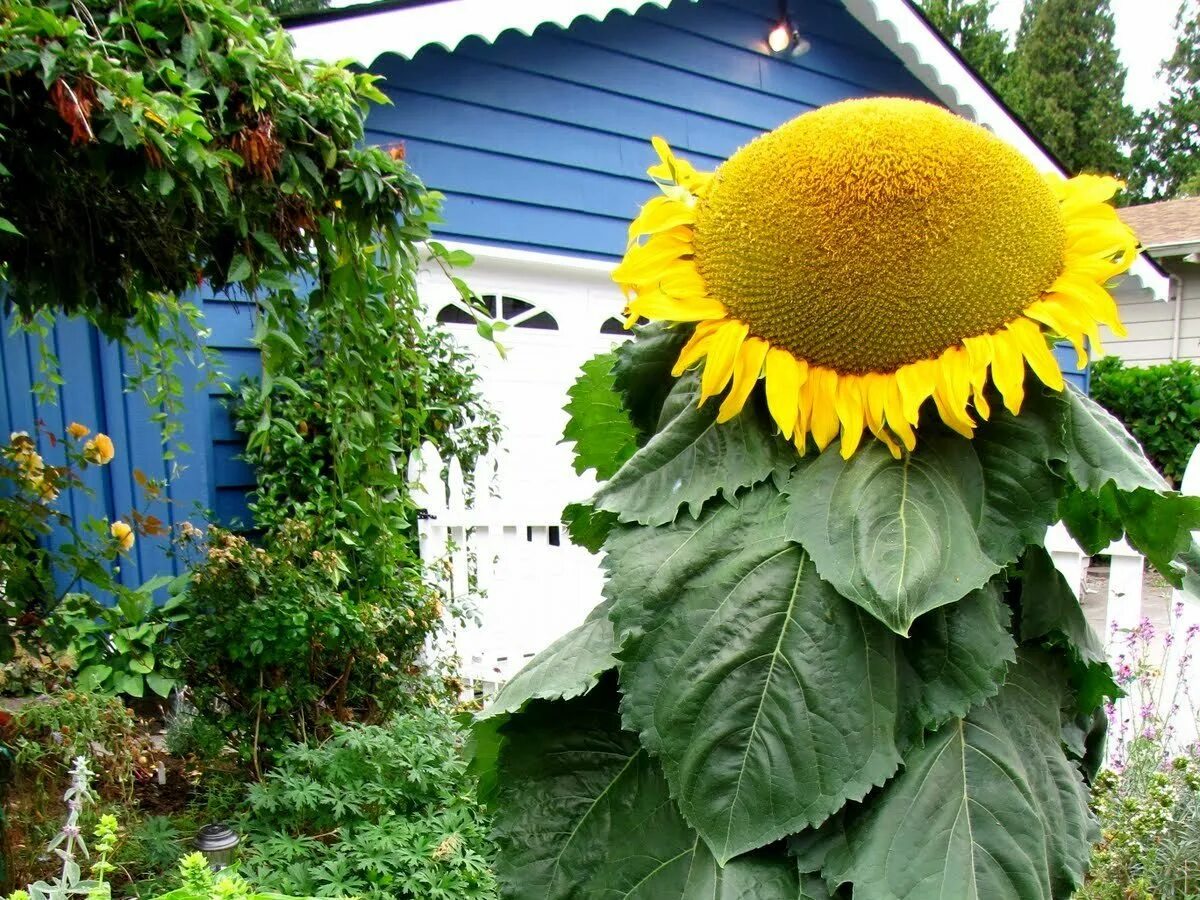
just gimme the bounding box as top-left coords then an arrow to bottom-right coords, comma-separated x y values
1106,540 -> 1145,639
1167,442 -> 1200,749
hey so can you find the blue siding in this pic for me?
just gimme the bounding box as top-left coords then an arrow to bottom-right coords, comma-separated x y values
0,308 -> 211,589
367,0 -> 937,258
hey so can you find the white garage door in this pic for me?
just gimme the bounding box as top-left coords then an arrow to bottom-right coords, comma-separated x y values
415,245 -> 628,688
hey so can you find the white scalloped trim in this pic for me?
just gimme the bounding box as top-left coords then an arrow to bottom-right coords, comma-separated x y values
288,0 -> 683,68
842,0 -> 1166,300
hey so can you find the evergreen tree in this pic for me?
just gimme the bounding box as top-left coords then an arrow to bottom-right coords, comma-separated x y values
1130,1 -> 1200,199
917,0 -> 1011,85
1002,0 -> 1134,177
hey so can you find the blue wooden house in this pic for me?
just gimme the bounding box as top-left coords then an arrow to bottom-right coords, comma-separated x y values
1,0 -> 1168,594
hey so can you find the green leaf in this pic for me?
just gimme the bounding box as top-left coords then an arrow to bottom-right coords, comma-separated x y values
561,501 -> 618,554
1019,545 -> 1117,715
479,598 -> 617,721
594,375 -> 789,526
0,216 -> 22,236
76,664 -> 113,691
786,407 -> 1061,635
561,352 -> 638,481
951,406 -> 1063,564
1114,488 -> 1200,578
117,672 -> 145,699
493,682 -> 802,899
608,485 -> 902,863
799,873 -> 837,900
610,322 -> 692,440
819,650 -> 1096,900
465,713 -> 504,810
1059,484 -> 1123,554
784,438 -> 997,635
900,582 -> 1016,737
227,253 -> 252,284
145,672 -> 176,698
1034,383 -> 1167,494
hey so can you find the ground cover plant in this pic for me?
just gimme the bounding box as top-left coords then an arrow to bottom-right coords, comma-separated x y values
477,98 -> 1200,899
1077,608 -> 1200,898
238,709 -> 497,900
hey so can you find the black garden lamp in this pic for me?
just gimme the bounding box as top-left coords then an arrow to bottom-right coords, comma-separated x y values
193,823 -> 240,871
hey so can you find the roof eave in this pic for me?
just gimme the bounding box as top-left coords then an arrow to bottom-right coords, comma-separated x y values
287,0 -> 686,65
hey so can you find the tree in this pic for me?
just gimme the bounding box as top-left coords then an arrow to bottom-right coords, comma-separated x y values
1002,0 -> 1134,177
1130,1 -> 1200,199
917,0 -> 1011,85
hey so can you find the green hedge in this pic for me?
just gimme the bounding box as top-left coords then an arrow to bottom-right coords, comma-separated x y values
1090,356 -> 1200,485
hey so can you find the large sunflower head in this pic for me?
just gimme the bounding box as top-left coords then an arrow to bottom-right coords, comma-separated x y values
613,97 -> 1138,458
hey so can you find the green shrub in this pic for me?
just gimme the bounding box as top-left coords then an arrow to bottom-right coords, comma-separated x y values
239,708 -> 497,900
1079,755 -> 1200,899
172,525 -> 442,772
7,692 -> 151,801
1090,355 -> 1200,484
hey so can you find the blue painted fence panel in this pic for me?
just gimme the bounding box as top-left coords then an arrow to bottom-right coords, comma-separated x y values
0,308 -> 211,593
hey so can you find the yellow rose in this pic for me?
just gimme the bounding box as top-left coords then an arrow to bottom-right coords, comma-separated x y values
110,521 -> 135,553
33,476 -> 59,503
66,422 -> 90,440
84,433 -> 115,465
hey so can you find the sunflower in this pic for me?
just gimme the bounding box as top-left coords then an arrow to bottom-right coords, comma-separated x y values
613,97 -> 1138,459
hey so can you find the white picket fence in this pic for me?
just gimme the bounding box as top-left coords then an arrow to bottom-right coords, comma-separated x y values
414,440 -> 1200,753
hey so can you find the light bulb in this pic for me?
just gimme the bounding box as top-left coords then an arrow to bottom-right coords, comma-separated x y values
767,22 -> 792,53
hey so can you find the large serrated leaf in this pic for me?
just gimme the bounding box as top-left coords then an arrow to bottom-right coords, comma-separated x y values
561,352 -> 639,482
594,375 -> 788,526
1031,383 -> 1167,494
479,598 -> 617,721
608,486 -> 902,864
611,322 -> 692,441
900,582 -> 1016,737
820,650 -> 1096,900
492,682 -> 802,900
560,501 -> 618,554
784,410 -> 1058,635
784,440 -> 997,635
1019,545 -> 1117,715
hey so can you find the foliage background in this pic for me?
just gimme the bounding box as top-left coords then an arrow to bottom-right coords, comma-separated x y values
1089,355 -> 1200,485
918,0 -> 1200,201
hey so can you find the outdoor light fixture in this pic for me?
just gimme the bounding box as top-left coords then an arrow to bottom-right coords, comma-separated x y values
194,823 -> 240,871
767,1 -> 811,56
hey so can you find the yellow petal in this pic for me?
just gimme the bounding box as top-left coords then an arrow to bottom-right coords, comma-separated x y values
611,230 -> 691,285
1009,318 -> 1064,391
881,377 -> 916,451
795,378 -> 815,456
835,377 -> 866,459
862,376 -> 902,458
763,347 -> 805,438
895,359 -> 936,425
628,195 -> 694,240
718,337 -> 769,422
699,320 -> 749,402
932,349 -> 975,438
627,290 -> 726,322
655,262 -> 710,299
990,331 -> 1026,414
672,320 -> 723,375
808,367 -> 840,451
1060,174 -> 1123,214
